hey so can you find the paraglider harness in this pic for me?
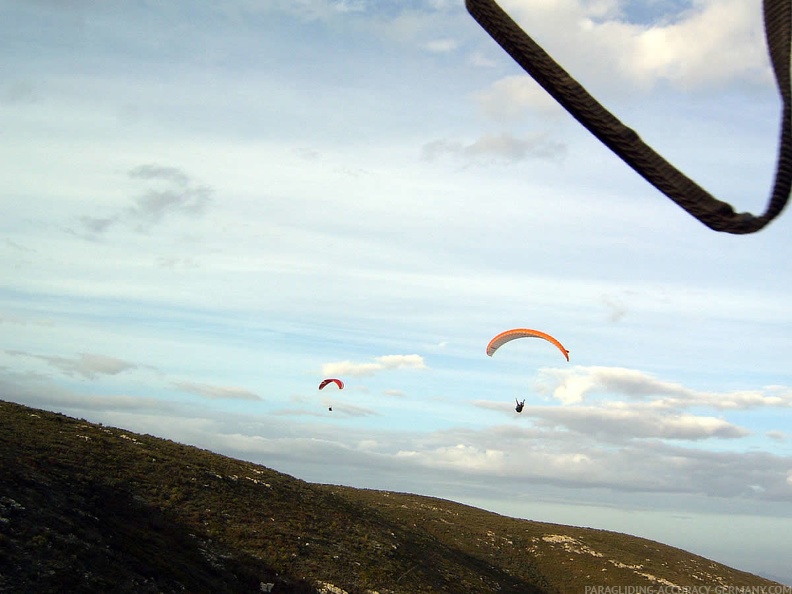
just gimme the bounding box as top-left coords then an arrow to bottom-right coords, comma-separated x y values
466,0 -> 791,234
515,399 -> 525,413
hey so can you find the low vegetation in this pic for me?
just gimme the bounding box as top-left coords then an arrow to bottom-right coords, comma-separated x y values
0,400 -> 782,593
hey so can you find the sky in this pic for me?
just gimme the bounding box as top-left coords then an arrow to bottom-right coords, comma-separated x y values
2,0 -> 792,585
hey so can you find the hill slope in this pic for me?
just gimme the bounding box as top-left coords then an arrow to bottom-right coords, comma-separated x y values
0,400 -> 781,593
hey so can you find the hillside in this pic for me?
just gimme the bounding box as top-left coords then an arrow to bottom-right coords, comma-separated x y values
0,399 -> 782,594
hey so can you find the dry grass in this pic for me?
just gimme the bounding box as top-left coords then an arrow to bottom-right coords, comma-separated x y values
0,400 -> 781,594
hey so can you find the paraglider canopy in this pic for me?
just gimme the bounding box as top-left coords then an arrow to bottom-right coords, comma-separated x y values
319,379 -> 343,412
486,328 -> 569,361
318,378 -> 344,390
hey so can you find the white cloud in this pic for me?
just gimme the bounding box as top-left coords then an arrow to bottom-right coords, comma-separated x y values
539,366 -> 692,404
496,0 -> 770,91
396,444 -> 506,472
468,51 -> 499,68
248,0 -> 366,21
6,350 -> 139,380
1,80 -> 38,105
530,405 -> 749,440
322,354 -> 427,377
473,75 -> 563,120
537,367 -> 792,410
325,403 -> 377,417
472,398 -> 748,440
331,0 -> 367,14
0,374 -> 178,416
78,164 -> 213,235
0,314 -> 53,327
172,381 -> 262,401
422,132 -> 566,163
424,38 -> 458,53
600,294 -> 628,323
625,0 -> 768,89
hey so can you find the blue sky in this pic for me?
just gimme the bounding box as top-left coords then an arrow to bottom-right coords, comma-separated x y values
2,0 -> 792,585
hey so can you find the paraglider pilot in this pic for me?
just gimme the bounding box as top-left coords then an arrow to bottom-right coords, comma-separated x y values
515,399 -> 525,413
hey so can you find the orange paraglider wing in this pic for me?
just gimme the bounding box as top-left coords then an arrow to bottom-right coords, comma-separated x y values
318,378 -> 344,390
486,328 -> 569,361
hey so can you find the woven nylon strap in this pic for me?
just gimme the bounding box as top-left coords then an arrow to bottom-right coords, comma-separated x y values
466,0 -> 792,233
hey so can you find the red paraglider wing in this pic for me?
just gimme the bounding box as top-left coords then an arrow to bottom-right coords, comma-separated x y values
486,328 -> 569,361
318,378 -> 344,390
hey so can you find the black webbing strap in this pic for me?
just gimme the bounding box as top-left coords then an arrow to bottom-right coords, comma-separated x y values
466,0 -> 792,233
